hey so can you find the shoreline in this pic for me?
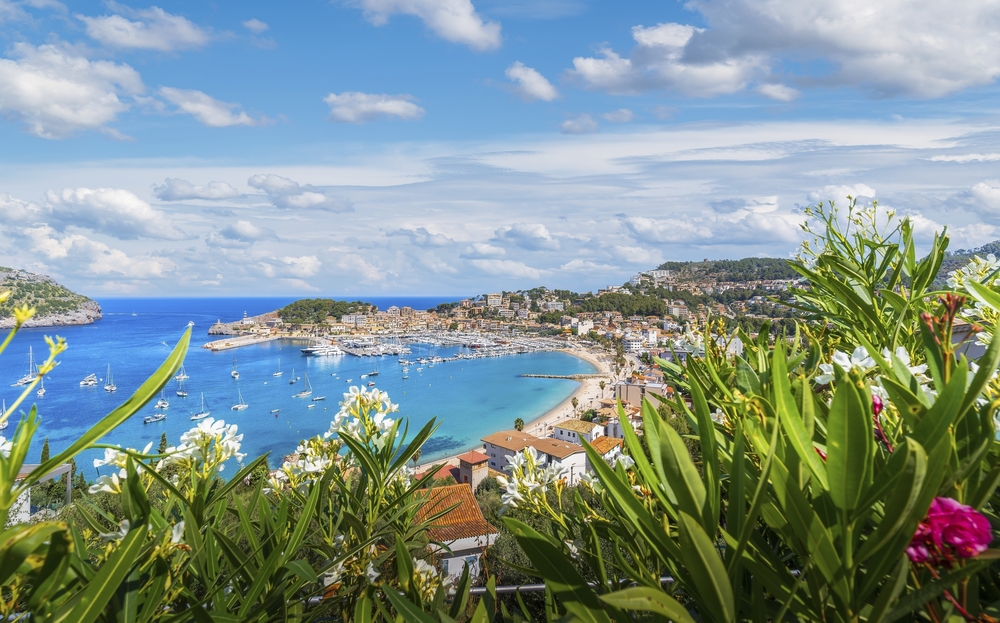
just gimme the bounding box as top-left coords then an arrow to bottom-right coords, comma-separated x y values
414,344 -> 613,475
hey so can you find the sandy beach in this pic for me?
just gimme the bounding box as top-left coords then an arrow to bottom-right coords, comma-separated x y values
414,344 -> 614,475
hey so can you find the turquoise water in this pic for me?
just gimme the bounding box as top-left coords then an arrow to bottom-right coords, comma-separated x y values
1,298 -> 594,477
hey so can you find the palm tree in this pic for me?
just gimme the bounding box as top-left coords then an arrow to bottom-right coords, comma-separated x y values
412,448 -> 422,471
571,396 -> 579,414
599,380 -> 606,396
514,417 -> 524,431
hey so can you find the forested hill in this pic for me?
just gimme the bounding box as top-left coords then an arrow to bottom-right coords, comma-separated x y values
277,298 -> 374,324
0,267 -> 101,328
655,257 -> 799,282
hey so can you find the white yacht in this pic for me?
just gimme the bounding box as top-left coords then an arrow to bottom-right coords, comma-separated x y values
311,395 -> 326,401
12,347 -> 37,387
272,359 -> 283,377
294,373 -> 313,398
231,357 -> 239,380
176,379 -> 188,397
190,393 -> 211,420
301,342 -> 344,357
231,385 -> 248,411
143,413 -> 166,424
288,368 -> 297,384
155,391 -> 169,409
36,378 -> 45,397
80,373 -> 98,387
103,365 -> 117,392
173,365 -> 189,382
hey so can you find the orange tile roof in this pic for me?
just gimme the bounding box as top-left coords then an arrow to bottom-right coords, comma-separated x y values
555,420 -> 602,434
415,484 -> 499,543
456,450 -> 489,465
591,437 -> 623,455
481,430 -> 585,460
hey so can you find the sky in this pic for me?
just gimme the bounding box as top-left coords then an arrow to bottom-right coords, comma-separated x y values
1,1 -> 1000,296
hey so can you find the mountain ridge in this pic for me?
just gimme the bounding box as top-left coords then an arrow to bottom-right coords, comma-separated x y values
0,267 -> 102,329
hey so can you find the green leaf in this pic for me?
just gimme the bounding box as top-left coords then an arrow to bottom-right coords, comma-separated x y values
503,518 -> 615,623
383,589 -> 438,623
62,523 -> 146,623
676,511 -> 735,623
826,378 -> 872,513
856,439 -> 927,564
599,587 -> 697,623
0,522 -> 68,585
885,559 -> 988,622
686,380 -> 720,531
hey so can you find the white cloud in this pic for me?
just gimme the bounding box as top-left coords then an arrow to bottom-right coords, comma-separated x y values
505,61 -> 558,101
607,245 -> 662,266
248,174 -> 353,212
323,92 -> 425,123
0,43 -> 143,138
387,227 -> 453,246
336,253 -> 383,281
560,259 -> 618,272
569,1 -> 1000,98
807,184 -> 877,203
159,87 -> 259,127
756,83 -> 799,101
469,258 -> 541,279
493,222 -> 559,250
461,242 -> 505,258
928,154 -> 1000,163
353,0 -> 501,51
260,255 -> 320,278
23,225 -> 175,278
78,5 -> 210,52
45,187 -> 188,240
206,220 -> 275,247
602,108 -> 633,123
242,18 -> 268,33
0,194 -> 44,223
560,113 -> 598,134
154,178 -> 241,201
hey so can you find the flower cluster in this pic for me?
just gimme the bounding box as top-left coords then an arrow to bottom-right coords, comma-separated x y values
411,557 -> 454,601
90,443 -> 154,494
496,446 -> 568,510
327,386 -> 398,448
157,418 -> 245,479
815,346 -> 876,385
267,435 -> 344,493
907,497 -> 993,565
946,254 -> 1000,346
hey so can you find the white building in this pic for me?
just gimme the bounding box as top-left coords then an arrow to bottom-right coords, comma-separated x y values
622,335 -> 646,353
481,431 -> 588,485
553,420 -> 605,445
341,314 -> 368,327
575,319 -> 594,335
542,301 -> 565,311
487,293 -> 503,308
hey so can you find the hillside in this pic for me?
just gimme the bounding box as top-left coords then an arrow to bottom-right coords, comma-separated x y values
655,257 -> 799,282
935,240 -> 1000,287
0,268 -> 102,328
277,298 -> 374,324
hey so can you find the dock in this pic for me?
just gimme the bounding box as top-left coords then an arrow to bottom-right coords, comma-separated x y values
202,335 -> 282,351
520,374 -> 607,380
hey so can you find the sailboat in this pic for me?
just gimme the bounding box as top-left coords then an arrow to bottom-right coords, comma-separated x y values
176,378 -> 188,397
272,359 -> 283,377
231,356 -> 239,380
104,365 -> 117,392
12,347 -> 37,387
0,400 -> 8,430
190,393 -> 211,420
36,377 -> 45,397
289,368 -> 297,384
155,391 -> 169,409
294,373 -> 313,398
367,359 -> 379,377
174,365 -> 189,381
231,385 -> 248,410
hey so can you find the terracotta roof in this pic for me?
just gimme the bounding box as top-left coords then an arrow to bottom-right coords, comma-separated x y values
555,420 -> 602,434
416,484 -> 499,543
591,436 -> 623,455
456,450 -> 489,465
417,464 -> 460,482
481,430 -> 585,460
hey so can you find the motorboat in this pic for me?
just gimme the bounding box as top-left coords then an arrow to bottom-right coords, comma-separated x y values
143,413 -> 166,424
311,395 -> 325,401
80,373 -> 98,387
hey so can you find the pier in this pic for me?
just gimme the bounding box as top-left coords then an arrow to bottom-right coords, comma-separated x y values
520,373 -> 607,380
202,335 -> 282,351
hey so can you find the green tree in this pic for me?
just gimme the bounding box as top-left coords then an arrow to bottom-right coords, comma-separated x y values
571,396 -> 579,413
158,432 -> 168,453
599,380 -> 606,395
513,417 -> 524,431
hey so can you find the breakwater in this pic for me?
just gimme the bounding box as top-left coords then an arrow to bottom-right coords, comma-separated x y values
520,373 -> 607,380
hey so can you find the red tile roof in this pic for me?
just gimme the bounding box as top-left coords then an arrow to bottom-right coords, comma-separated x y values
591,436 -> 623,455
415,484 -> 499,543
457,450 -> 489,465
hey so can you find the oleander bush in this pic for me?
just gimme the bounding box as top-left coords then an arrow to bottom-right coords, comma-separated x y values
2,198 -> 1000,621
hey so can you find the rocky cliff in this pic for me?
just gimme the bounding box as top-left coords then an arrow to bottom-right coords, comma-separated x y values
0,268 -> 102,329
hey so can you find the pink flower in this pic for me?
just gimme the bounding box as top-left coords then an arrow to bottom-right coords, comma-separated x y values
871,394 -> 883,416
907,497 -> 993,564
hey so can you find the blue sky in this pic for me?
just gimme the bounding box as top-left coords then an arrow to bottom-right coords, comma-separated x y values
1,0 -> 1000,295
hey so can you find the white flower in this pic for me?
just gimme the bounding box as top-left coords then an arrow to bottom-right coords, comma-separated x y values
816,346 -> 875,385
366,562 -> 380,583
171,521 -> 185,544
882,347 -> 930,383
0,436 -> 10,459
100,519 -> 131,541
615,455 -> 635,470
89,471 -> 125,495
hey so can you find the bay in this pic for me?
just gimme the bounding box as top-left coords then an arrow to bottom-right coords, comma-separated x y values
1,297 -> 594,477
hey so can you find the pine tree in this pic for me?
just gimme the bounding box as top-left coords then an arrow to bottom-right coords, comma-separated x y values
40,437 -> 50,462
158,432 -> 168,454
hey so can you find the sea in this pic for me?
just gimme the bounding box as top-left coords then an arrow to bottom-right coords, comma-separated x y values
1,297 -> 595,478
